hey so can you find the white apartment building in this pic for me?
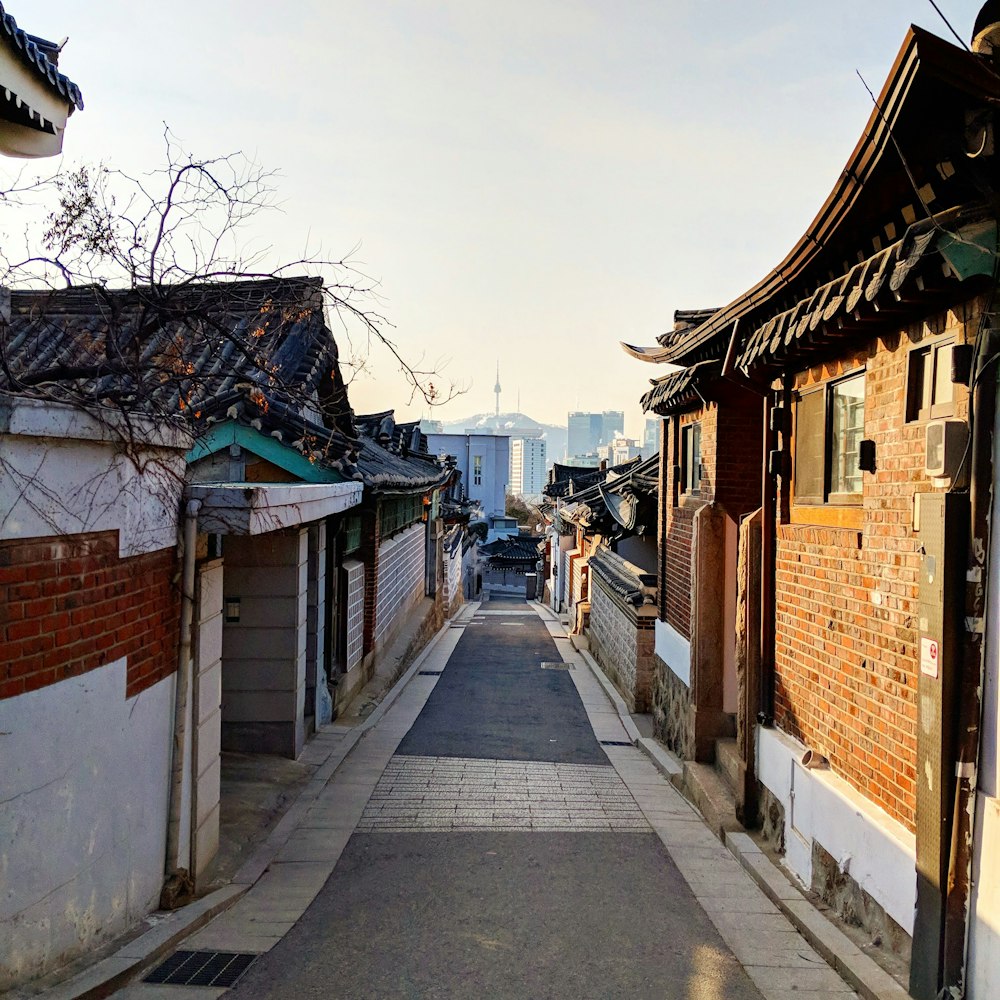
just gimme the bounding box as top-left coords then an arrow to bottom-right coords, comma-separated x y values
510,436 -> 547,497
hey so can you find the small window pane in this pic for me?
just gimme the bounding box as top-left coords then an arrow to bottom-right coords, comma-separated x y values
907,347 -> 932,422
794,390 -> 825,502
830,374 -> 865,496
933,342 -> 954,411
682,423 -> 701,493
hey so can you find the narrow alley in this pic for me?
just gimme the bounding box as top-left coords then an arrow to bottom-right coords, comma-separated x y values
116,599 -> 856,1000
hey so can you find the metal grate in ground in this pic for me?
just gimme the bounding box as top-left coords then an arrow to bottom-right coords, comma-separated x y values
144,950 -> 257,988
357,755 -> 650,833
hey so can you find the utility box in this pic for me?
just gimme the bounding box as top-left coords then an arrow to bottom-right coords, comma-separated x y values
910,490 -> 968,1000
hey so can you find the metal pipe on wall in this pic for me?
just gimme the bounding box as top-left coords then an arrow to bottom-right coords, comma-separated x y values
162,497 -> 201,906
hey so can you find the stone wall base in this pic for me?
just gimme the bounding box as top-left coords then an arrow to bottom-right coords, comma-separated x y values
652,653 -> 693,760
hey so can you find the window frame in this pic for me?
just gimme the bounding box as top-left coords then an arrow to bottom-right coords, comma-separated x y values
906,336 -> 956,423
680,422 -> 702,496
792,368 -> 866,510
473,455 -> 483,487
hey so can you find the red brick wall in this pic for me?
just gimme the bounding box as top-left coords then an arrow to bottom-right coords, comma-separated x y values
0,531 -> 180,700
662,407 -> 713,639
773,301 -> 977,832
661,394 -> 763,642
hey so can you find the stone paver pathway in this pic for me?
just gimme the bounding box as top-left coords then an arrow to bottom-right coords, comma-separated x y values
114,598 -> 856,1000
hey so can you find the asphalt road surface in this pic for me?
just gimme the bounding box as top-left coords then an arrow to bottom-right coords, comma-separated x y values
230,599 -> 764,1000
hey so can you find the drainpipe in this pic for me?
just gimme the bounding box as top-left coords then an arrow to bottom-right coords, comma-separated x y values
162,497 -> 201,906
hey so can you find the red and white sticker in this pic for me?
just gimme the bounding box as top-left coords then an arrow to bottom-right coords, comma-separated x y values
921,637 -> 939,679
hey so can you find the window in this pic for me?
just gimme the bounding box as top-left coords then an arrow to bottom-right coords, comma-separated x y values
794,371 -> 866,505
907,339 -> 955,421
473,455 -> 483,486
343,513 -> 362,554
680,422 -> 701,494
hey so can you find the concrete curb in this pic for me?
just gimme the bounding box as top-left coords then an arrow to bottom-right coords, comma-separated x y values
724,832 -> 910,1000
563,628 -> 641,745
21,885 -> 246,1000
30,605 -> 472,1000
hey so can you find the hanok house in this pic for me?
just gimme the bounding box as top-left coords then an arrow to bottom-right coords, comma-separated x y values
541,457 -> 642,623
621,341 -> 763,765
0,2 -> 83,158
478,533 -> 541,596
570,455 -> 660,714
627,10 -> 1000,997
346,410 -> 455,702
0,276 -> 430,988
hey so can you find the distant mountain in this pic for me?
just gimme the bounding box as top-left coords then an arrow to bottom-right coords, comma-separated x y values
439,411 -> 567,464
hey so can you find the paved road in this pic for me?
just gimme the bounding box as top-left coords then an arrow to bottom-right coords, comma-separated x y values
228,599 -> 765,1000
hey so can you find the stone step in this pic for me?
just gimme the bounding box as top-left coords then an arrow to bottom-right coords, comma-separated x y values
681,761 -> 743,842
715,737 -> 740,794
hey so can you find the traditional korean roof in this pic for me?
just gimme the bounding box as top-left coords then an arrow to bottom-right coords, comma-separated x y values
628,25 -> 1000,379
588,547 -> 656,607
559,455 -> 658,539
355,410 -> 427,455
1,278 -> 366,475
353,409 -> 449,492
481,534 -> 541,566
544,456 -> 642,499
0,4 -> 84,110
355,435 -> 449,492
641,360 -> 722,415
735,212 -> 996,376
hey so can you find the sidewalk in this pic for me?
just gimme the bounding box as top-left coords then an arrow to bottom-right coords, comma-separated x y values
38,599 -> 876,1000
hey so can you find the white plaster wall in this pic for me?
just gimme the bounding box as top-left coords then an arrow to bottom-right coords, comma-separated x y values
0,435 -> 185,558
655,618 -> 691,686
426,433 -> 509,517
443,541 -> 462,607
0,660 -> 173,990
0,400 -> 187,558
757,726 -> 916,933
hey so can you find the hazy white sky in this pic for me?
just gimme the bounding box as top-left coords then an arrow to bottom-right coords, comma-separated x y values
9,1 -> 985,439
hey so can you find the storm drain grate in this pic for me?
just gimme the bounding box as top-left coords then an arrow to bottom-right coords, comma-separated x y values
144,950 -> 258,988
540,661 -> 573,670
418,670 -> 443,676
600,740 -> 634,747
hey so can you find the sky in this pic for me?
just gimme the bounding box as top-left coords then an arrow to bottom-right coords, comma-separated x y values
6,1 -> 987,442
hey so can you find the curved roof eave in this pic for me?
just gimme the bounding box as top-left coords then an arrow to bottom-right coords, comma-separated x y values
655,25 -> 1000,366
619,342 -> 687,368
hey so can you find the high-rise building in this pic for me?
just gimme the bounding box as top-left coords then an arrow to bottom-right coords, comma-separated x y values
510,437 -> 547,497
566,410 -> 624,459
644,417 -> 661,457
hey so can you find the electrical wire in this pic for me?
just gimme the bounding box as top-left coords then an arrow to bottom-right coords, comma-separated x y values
927,0 -> 973,52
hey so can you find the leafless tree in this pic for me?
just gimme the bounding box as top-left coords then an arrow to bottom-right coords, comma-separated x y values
0,132 -> 463,540
0,130 -> 461,423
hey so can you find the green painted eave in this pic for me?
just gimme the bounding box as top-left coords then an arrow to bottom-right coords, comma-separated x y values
939,219 -> 999,281
187,421 -> 349,484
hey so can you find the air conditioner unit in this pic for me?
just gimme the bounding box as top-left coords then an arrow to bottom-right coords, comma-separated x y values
925,419 -> 969,483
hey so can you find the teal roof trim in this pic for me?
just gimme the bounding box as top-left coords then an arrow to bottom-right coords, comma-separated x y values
187,422 -> 348,484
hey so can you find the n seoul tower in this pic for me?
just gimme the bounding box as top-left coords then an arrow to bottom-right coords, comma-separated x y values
494,361 -> 501,418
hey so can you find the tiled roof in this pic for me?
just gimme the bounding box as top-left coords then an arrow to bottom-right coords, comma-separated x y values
734,221 -> 960,376
481,535 -> 541,565
1,277 -> 363,475
588,548 -> 656,607
0,4 -> 84,110
641,360 -> 721,415
544,456 -> 641,499
355,435 -> 449,492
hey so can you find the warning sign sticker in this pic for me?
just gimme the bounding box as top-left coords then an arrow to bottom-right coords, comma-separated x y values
921,637 -> 940,679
